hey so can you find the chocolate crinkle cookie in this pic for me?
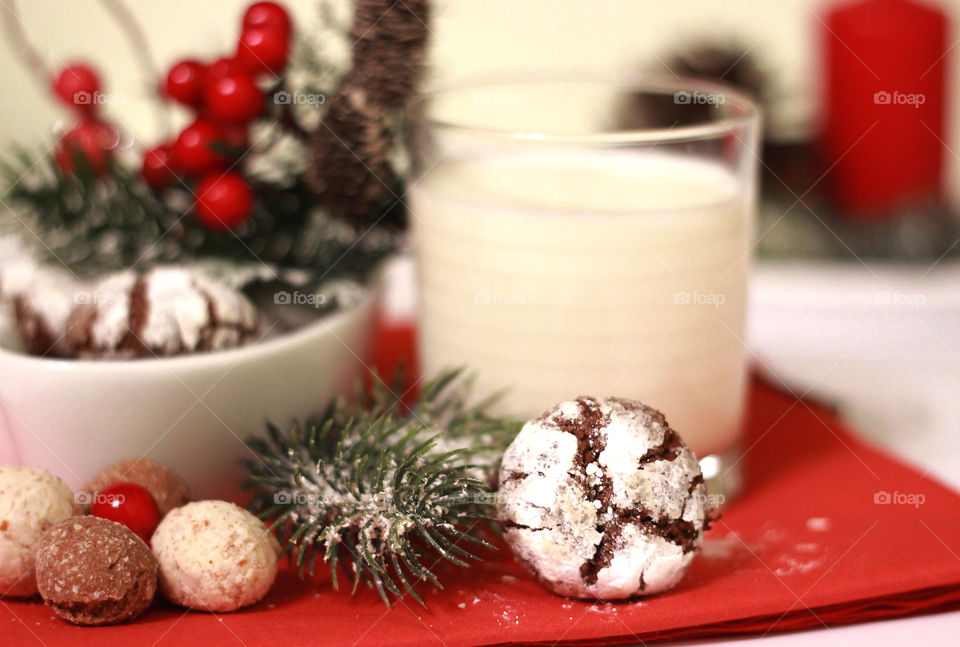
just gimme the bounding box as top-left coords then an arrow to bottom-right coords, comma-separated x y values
36,516 -> 158,625
498,396 -> 709,600
0,259 -> 80,357
65,266 -> 261,358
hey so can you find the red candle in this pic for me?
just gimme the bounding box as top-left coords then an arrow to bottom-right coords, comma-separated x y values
821,0 -> 948,219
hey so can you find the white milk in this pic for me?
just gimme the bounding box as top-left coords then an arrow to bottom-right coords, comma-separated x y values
410,150 -> 752,456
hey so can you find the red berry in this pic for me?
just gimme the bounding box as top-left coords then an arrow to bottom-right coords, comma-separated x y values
141,143 -> 178,190
172,119 -> 228,175
207,56 -> 247,81
52,63 -> 101,115
242,2 -> 292,37
164,59 -> 206,108
55,120 -> 118,175
90,482 -> 161,545
194,172 -> 254,231
220,122 -> 250,150
205,73 -> 263,123
236,26 -> 289,76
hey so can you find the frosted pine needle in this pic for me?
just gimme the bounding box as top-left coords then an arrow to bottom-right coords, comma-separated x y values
244,369 -> 521,605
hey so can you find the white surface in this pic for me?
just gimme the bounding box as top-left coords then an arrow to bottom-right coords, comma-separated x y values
680,259 -> 960,647
748,260 -> 960,493
665,610 -> 960,646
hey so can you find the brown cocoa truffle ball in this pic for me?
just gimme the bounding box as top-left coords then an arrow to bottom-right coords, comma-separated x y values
83,459 -> 192,517
36,516 -> 158,625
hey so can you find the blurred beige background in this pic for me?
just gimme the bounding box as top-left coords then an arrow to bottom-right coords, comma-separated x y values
0,0 -> 958,197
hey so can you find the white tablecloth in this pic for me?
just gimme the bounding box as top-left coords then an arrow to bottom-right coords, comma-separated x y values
697,259 -> 960,647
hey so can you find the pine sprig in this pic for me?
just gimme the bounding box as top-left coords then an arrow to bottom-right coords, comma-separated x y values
0,144 -> 398,280
244,369 -> 521,606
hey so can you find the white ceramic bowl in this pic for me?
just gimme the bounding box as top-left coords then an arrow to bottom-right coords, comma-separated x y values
0,289 -> 376,499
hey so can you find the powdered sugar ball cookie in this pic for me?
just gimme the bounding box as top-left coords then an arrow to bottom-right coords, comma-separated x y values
0,467 -> 78,597
152,500 -> 280,611
65,266 -> 260,358
498,397 -> 708,599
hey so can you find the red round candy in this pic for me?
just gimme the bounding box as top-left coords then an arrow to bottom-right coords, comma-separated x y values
164,59 -> 206,108
194,171 -> 254,231
55,120 -> 118,175
172,119 -> 228,175
207,56 -> 247,81
242,2 -> 292,36
52,63 -> 101,115
205,73 -> 263,123
141,143 -> 178,190
90,482 -> 161,544
237,26 -> 289,76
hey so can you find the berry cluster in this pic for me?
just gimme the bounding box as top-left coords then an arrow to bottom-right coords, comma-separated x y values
50,2 -> 293,233
156,1 -> 292,231
51,64 -> 120,176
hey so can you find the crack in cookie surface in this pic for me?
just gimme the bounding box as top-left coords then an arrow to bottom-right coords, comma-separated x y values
544,397 -> 704,588
637,426 -> 684,465
500,396 -> 708,598
543,397 -> 619,585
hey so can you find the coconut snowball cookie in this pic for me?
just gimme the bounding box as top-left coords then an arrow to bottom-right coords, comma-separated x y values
498,396 -> 708,600
152,500 -> 280,611
35,516 -> 158,625
0,466 -> 78,597
65,266 -> 261,358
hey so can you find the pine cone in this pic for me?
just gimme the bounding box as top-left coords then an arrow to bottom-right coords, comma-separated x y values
620,43 -> 767,131
665,43 -> 766,102
349,0 -> 430,108
306,77 -> 397,220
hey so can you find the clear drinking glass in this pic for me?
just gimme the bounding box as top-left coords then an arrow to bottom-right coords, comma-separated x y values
407,76 -> 760,497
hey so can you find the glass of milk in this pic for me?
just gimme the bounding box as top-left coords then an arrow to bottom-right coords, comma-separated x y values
407,77 -> 760,497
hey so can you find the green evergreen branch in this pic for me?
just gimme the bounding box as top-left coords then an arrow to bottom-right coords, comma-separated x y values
244,369 -> 522,606
0,146 -> 398,280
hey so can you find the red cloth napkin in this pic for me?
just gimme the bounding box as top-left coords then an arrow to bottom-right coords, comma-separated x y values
3,325 -> 960,646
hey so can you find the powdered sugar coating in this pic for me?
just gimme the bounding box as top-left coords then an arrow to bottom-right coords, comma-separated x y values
498,397 -> 707,599
0,260 -> 80,356
0,467 -> 78,597
151,500 -> 280,611
66,267 -> 260,358
83,271 -> 136,351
